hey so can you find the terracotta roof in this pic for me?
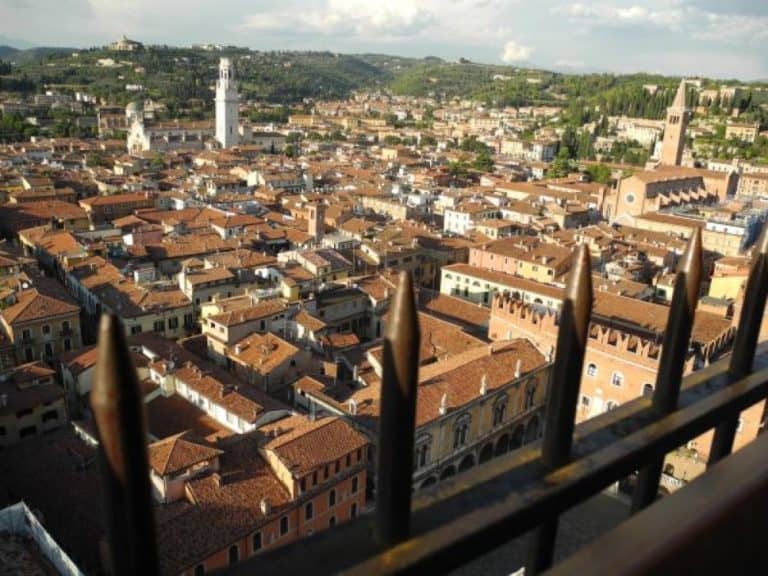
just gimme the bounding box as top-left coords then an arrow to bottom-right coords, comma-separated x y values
262,416 -> 368,477
1,288 -> 79,325
58,345 -> 98,376
157,436 -> 292,575
227,332 -> 300,375
148,432 -> 223,476
294,309 -> 327,332
144,394 -> 233,443
209,300 -> 287,327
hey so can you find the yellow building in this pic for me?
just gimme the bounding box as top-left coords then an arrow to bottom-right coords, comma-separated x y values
0,289 -> 82,363
0,362 -> 66,447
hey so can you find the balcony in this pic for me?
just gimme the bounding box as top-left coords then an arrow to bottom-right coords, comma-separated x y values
87,226 -> 768,576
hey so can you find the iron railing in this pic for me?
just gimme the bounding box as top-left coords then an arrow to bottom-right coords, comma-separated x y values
89,224 -> 768,576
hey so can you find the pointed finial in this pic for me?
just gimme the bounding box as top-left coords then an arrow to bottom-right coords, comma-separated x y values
566,244 -> 593,344
678,228 -> 703,315
377,271 -> 420,546
91,314 -> 158,575
755,221 -> 768,256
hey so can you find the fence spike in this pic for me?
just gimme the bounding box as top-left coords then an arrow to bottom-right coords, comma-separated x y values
527,244 -> 593,574
632,229 -> 702,513
91,314 -> 158,576
709,223 -> 768,465
376,271 -> 420,546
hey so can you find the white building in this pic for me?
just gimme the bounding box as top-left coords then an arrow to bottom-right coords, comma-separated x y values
215,58 -> 239,148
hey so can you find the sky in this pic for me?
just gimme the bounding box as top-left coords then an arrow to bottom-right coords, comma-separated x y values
1,0 -> 767,80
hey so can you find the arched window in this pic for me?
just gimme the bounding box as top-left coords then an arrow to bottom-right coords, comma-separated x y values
252,531 -> 262,552
415,434 -> 432,469
586,363 -> 598,378
305,501 -> 314,520
524,382 -> 537,410
642,383 -> 654,398
492,395 -> 507,427
611,371 -> 624,387
228,545 -> 239,565
453,415 -> 471,449
329,489 -> 336,507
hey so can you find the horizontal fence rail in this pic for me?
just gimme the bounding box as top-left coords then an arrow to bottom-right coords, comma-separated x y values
88,225 -> 768,576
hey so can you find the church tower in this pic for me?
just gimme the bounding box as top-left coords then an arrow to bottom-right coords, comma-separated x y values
660,79 -> 689,166
215,58 -> 239,148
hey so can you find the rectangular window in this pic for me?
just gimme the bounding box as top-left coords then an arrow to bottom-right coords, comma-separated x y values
329,489 -> 336,507
351,476 -> 359,494
42,324 -> 51,335
279,516 -> 289,536
168,317 -> 179,329
252,531 -> 262,552
41,409 -> 58,422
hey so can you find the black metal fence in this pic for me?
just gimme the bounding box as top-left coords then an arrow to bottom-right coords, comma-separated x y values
90,225 -> 768,576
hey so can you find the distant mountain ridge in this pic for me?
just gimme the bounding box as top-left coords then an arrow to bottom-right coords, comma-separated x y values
0,45 -> 74,65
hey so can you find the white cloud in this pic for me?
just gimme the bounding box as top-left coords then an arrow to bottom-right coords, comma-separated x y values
553,2 -> 685,30
243,0 -> 436,37
694,12 -> 768,42
500,39 -> 533,62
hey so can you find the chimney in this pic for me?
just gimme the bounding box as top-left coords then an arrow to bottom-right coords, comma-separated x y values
348,398 -> 358,415
480,374 -> 488,396
514,359 -> 522,379
439,393 -> 448,416
260,498 -> 271,515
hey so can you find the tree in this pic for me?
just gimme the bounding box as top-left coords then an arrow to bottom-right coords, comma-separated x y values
585,163 -> 612,184
472,150 -> 494,172
546,150 -> 573,178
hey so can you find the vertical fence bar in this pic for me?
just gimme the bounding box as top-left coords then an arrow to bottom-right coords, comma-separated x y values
91,314 -> 158,576
376,271 -> 420,546
526,245 -> 593,575
708,224 -> 768,465
631,229 -> 702,513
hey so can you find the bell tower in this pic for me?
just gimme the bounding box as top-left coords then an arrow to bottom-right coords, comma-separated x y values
660,79 -> 689,166
215,58 -> 239,148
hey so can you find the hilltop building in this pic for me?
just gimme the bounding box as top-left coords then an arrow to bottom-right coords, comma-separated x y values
108,35 -> 143,52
